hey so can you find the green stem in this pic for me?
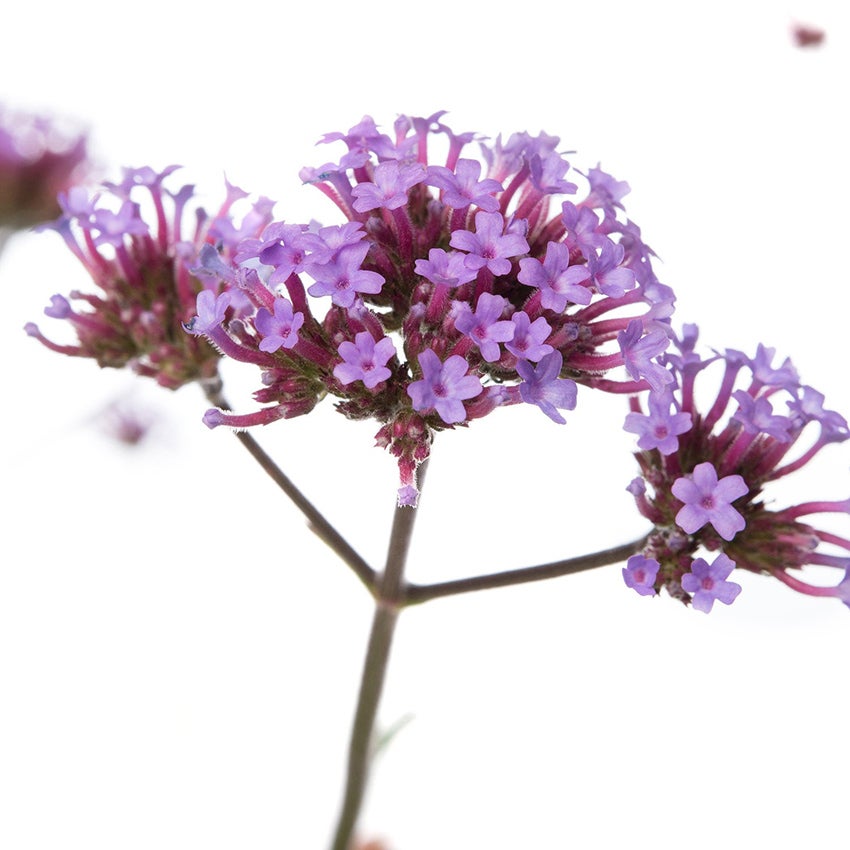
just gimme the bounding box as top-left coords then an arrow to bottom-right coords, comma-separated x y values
403,534 -> 650,605
328,463 -> 426,850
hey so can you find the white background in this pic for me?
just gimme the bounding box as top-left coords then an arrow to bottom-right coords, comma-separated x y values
2,2 -> 849,848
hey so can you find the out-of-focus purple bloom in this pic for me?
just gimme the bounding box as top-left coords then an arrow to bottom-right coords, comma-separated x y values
91,201 -> 149,246
407,349 -> 482,424
623,555 -> 660,597
516,351 -> 577,424
1,105 -> 90,230
29,166 -> 273,389
672,462 -> 748,541
334,332 -> 396,389
453,293 -> 514,362
681,554 -> 742,613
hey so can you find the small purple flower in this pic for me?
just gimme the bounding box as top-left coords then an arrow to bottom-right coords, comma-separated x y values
334,332 -> 396,389
306,243 -> 384,307
517,241 -> 592,312
91,200 -> 149,247
453,293 -> 515,362
624,390 -> 692,455
505,311 -> 553,362
751,344 -> 799,389
248,222 -> 329,283
672,462 -> 748,541
254,297 -> 304,352
681,553 -> 742,613
185,290 -> 230,335
351,161 -> 426,212
450,211 -> 529,276
623,555 -> 660,597
426,159 -> 502,211
407,349 -> 482,424
44,293 -> 73,319
617,319 -> 673,392
583,164 -> 630,213
528,150 -> 577,195
731,390 -> 794,442
414,248 -> 478,287
585,240 -> 636,298
788,386 -> 849,442
516,351 -> 577,424
560,201 -> 605,258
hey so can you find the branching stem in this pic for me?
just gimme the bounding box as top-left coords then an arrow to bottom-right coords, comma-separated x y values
203,381 -> 377,593
404,535 -> 650,605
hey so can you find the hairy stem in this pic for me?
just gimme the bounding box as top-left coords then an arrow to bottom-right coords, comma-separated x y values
328,463 -> 426,850
404,534 -> 650,605
203,380 -> 377,593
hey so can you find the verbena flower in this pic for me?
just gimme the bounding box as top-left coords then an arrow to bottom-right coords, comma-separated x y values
622,554 -> 661,597
26,166 -> 274,389
681,553 -> 742,613
178,113 -> 670,504
1,104 -> 89,231
624,325 -> 850,611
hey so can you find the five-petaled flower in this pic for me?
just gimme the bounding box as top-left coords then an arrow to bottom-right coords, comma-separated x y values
407,350 -> 483,424
672,462 -> 748,541
681,554 -> 742,613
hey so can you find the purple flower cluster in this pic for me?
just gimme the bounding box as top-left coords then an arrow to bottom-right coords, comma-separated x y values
623,324 -> 850,611
26,166 -> 274,389
180,113 -> 671,503
1,104 -> 89,230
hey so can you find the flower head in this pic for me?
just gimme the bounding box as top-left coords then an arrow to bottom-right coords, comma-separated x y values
1,104 -> 90,230
625,325 -> 850,611
27,166 -> 274,389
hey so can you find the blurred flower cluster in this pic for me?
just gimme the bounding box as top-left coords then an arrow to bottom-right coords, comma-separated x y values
27,166 -> 274,389
0,104 -> 89,232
